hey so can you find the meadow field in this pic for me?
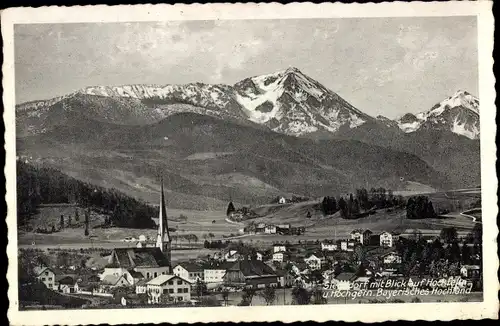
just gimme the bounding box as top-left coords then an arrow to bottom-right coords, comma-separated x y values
18,188 -> 480,251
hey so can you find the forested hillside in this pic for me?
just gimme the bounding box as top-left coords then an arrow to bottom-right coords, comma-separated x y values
16,161 -> 157,228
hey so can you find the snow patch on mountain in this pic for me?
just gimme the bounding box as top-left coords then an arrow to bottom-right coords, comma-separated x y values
452,117 -> 479,140
397,90 -> 480,139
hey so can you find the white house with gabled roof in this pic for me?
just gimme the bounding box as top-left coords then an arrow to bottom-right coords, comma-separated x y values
146,275 -> 192,304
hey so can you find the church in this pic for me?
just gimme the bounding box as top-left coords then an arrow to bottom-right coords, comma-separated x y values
100,180 -> 172,282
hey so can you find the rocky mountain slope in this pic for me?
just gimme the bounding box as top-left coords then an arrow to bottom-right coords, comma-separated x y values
16,68 -> 480,201
397,90 -> 480,139
17,67 -> 374,138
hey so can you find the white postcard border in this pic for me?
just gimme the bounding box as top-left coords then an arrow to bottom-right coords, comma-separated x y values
2,2 -> 497,324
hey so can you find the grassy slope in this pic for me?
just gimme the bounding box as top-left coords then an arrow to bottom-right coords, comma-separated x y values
18,188 -> 479,249
334,122 -> 480,188
17,112 -> 447,210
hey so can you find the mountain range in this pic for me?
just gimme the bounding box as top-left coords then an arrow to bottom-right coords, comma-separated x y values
16,67 -> 480,209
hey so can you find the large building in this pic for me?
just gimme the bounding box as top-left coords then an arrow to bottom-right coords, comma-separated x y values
173,263 -> 204,283
33,266 -> 56,290
101,179 -> 172,280
146,275 -> 192,304
203,262 -> 232,286
223,259 -> 278,289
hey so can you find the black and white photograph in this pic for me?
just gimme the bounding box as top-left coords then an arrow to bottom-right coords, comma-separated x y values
3,2 -> 497,324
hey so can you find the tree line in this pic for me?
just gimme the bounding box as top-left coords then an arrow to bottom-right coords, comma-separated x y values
321,187 -> 405,219
406,196 -> 437,219
203,240 -> 230,249
395,225 -> 482,282
17,161 -> 157,229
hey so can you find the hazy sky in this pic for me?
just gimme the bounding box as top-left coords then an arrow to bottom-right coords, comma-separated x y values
15,17 -> 478,118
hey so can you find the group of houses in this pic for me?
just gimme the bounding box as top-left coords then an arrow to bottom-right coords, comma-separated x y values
30,182 -> 481,304
249,223 -> 306,235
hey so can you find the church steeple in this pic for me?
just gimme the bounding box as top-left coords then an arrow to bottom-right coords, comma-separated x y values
156,178 -> 171,263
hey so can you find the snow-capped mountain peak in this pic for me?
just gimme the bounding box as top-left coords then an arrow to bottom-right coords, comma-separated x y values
397,90 -> 480,139
17,67 -> 375,137
234,68 -> 372,135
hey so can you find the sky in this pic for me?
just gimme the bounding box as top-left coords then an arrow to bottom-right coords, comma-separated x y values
14,17 -> 478,118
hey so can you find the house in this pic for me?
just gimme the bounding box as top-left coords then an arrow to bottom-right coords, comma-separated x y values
74,274 -> 102,294
276,224 -> 291,235
377,268 -> 399,277
255,251 -> 264,261
33,266 -> 56,290
225,250 -> 243,262
421,235 -> 439,243
265,225 -> 277,234
203,262 -> 232,285
173,263 -> 204,283
102,274 -> 132,288
127,269 -> 145,285
135,279 -> 148,294
350,229 -> 373,245
460,265 -> 481,279
278,197 -> 286,204
255,223 -> 266,234
379,231 -> 395,247
334,272 -> 357,290
304,254 -> 323,270
231,212 -> 244,221
101,247 -> 171,281
223,260 -> 278,289
272,251 -> 289,263
321,241 -> 338,251
275,269 -> 294,288
369,234 -> 381,246
289,261 -> 309,276
273,244 -> 287,253
338,239 -> 356,252
381,251 -> 402,265
146,275 -> 192,304
212,251 -> 225,261
55,275 -> 76,293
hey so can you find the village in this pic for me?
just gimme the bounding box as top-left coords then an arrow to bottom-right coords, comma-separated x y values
23,184 -> 483,308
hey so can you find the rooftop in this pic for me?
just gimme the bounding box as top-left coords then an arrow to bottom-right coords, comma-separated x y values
227,260 -> 277,277
147,274 -> 191,286
106,248 -> 170,268
335,272 -> 357,281
174,262 -> 204,272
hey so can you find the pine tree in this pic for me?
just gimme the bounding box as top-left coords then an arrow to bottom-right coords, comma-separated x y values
338,197 -> 348,218
75,208 -> 79,222
352,198 -> 360,215
84,209 -> 90,236
60,215 -> 64,230
321,197 -> 328,215
329,196 -> 337,213
226,201 -> 236,217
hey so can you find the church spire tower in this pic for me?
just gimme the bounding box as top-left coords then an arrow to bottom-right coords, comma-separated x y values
156,178 -> 171,264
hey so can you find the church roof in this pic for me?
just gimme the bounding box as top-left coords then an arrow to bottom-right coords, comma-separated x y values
106,248 -> 170,268
158,179 -> 171,243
